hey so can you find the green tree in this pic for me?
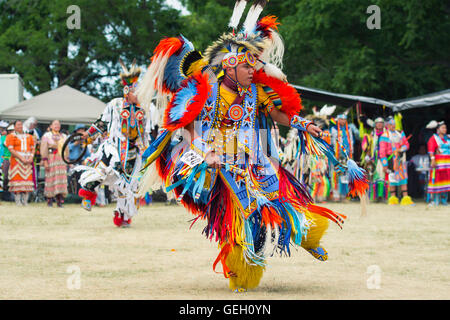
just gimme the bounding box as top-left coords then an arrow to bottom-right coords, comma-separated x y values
181,0 -> 449,105
0,0 -> 184,101
282,0 -> 450,101
2,0 -> 447,106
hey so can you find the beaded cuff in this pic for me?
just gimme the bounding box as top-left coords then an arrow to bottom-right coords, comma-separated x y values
290,114 -> 312,132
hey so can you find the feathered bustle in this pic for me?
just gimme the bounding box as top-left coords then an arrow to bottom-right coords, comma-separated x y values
243,0 -> 269,35
252,69 -> 302,119
228,0 -> 248,30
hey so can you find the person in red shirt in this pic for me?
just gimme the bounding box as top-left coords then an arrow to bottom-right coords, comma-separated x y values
427,121 -> 450,206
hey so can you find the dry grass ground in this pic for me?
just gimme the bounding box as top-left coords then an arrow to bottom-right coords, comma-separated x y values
0,200 -> 448,300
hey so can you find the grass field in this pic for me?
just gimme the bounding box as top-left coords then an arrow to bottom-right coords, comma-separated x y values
0,200 -> 448,300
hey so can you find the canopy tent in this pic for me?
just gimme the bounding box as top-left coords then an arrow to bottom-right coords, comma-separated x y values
292,84 -> 396,109
392,89 -> 450,111
0,85 -> 106,125
291,84 -> 450,159
292,84 -> 450,111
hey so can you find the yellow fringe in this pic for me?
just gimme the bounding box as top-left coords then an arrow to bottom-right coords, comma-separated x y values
400,195 -> 414,206
225,245 -> 265,291
227,186 -> 246,247
388,195 -> 399,205
300,210 -> 330,250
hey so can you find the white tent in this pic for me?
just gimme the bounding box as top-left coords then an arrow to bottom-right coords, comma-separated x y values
0,85 -> 106,125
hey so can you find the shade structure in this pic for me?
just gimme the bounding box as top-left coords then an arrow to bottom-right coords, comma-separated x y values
292,84 -> 396,109
0,85 -> 106,125
392,89 -> 450,111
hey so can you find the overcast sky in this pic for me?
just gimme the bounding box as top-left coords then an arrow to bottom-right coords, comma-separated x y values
165,0 -> 189,15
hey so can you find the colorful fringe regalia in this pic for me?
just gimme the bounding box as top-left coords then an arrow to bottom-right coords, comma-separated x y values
369,127 -> 388,201
138,1 -> 368,292
379,129 -> 409,187
427,133 -> 450,205
303,105 -> 335,201
75,60 -> 157,227
330,116 -> 355,200
359,120 -> 388,202
309,156 -> 331,203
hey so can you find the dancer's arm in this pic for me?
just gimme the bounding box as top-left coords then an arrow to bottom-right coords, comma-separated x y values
81,100 -> 119,142
270,107 -> 322,137
400,131 -> 409,152
427,135 -> 438,168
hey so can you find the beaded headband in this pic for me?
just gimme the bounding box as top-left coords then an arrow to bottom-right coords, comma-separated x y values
222,50 -> 256,69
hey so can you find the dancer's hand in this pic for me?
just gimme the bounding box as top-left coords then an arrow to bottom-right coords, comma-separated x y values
205,150 -> 221,169
307,124 -> 322,137
431,158 -> 436,168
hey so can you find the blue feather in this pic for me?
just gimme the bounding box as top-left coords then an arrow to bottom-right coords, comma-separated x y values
169,79 -> 198,122
192,165 -> 207,200
347,158 -> 366,182
163,35 -> 195,92
142,129 -> 170,162
243,219 -> 266,267
176,162 -> 208,202
275,203 -> 292,255
283,202 -> 307,246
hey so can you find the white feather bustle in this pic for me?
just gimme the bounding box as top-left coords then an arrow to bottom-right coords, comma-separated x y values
262,62 -> 287,82
243,3 -> 265,35
228,0 -> 248,30
319,104 -> 336,117
259,29 -> 285,69
426,120 -> 438,129
136,161 -> 163,198
136,53 -> 172,116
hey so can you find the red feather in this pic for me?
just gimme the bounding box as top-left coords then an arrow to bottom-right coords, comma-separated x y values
78,188 -> 97,205
252,69 -> 303,119
261,206 -> 283,229
349,178 -> 369,197
163,71 -> 212,131
149,37 -> 186,94
151,37 -> 183,62
257,15 -> 280,38
307,203 -> 347,229
278,166 -> 312,208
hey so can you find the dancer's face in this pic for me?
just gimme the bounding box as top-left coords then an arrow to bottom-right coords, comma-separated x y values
338,118 -> 347,127
127,86 -> 138,104
227,63 -> 254,88
438,124 -> 447,135
387,123 -> 395,131
375,122 -> 384,130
